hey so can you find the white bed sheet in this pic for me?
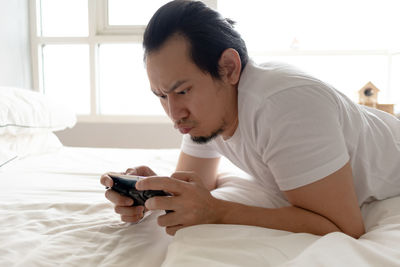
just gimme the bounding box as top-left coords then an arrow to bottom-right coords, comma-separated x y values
1,146 -> 400,266
0,147 -> 179,267
162,197 -> 400,267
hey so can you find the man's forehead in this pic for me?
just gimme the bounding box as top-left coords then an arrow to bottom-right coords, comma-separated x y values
146,34 -> 190,64
146,49 -> 191,93
152,79 -> 189,94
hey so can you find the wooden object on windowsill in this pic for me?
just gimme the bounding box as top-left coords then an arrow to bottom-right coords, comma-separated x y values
358,81 -> 394,115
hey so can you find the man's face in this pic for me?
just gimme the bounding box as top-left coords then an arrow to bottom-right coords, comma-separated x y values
145,35 -> 236,143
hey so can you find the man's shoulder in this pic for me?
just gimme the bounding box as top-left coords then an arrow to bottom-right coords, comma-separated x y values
239,60 -> 324,100
238,61 -> 342,132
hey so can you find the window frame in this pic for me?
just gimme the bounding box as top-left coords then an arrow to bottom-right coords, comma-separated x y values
29,0 -> 398,124
29,0 -> 217,123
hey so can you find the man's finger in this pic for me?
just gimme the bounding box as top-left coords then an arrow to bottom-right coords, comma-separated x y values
145,195 -> 177,211
121,214 -> 143,223
115,205 -> 145,216
171,171 -> 199,183
126,166 -> 156,177
157,208 -> 181,227
100,173 -> 113,187
101,171 -> 127,187
105,189 -> 134,206
165,225 -> 184,236
135,176 -> 184,194
125,168 -> 137,175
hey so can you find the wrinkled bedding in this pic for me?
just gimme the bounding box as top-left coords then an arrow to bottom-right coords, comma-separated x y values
1,147 -> 399,266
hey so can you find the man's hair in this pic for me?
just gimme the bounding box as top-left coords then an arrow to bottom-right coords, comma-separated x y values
143,0 -> 248,79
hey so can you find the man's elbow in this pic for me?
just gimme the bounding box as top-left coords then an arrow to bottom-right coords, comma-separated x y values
206,181 -> 217,191
320,218 -> 365,239
340,223 -> 366,239
346,228 -> 366,239
321,227 -> 365,239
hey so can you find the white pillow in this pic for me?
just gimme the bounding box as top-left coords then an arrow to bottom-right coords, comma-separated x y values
0,132 -> 63,168
0,87 -> 76,136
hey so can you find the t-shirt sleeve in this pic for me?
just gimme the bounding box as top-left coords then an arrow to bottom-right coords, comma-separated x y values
260,85 -> 350,191
180,134 -> 221,158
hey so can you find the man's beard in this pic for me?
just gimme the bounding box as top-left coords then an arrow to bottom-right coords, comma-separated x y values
190,127 -> 224,144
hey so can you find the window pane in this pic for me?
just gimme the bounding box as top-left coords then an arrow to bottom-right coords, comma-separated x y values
254,55 -> 388,103
40,0 -> 88,36
98,44 -> 165,116
108,0 -> 171,25
42,45 -> 90,114
218,0 -> 400,51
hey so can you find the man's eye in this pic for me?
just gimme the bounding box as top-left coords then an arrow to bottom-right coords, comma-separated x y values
177,87 -> 191,95
154,92 -> 167,99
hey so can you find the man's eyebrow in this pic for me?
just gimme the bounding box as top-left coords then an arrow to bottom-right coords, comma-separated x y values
151,80 -> 188,96
165,80 -> 188,93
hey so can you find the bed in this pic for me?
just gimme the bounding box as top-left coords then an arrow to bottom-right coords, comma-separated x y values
1,87 -> 400,266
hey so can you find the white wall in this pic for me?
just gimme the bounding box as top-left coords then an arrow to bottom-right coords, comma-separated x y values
55,121 -> 183,149
0,0 -> 32,88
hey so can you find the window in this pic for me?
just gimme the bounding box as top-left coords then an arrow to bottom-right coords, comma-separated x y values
30,0 -> 400,122
217,0 -> 400,108
30,0 -> 190,121
42,44 -> 91,114
98,43 -> 164,115
108,0 -> 171,26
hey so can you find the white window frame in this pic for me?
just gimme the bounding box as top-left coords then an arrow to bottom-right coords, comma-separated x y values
29,0 -> 217,123
29,0 -> 398,124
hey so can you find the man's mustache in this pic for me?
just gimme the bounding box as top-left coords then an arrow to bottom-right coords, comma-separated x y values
174,119 -> 196,129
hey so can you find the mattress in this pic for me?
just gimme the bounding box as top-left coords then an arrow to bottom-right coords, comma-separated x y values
1,146 -> 400,266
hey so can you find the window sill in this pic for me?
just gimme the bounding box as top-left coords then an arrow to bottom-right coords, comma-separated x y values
77,115 -> 171,124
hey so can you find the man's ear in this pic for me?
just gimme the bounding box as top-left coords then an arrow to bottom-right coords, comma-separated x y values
218,48 -> 241,85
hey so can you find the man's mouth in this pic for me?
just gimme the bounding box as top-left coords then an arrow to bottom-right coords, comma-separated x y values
174,119 -> 195,134
177,127 -> 193,134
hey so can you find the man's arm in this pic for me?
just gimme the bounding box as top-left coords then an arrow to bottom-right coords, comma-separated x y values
214,161 -> 365,238
139,161 -> 366,238
175,151 -> 220,191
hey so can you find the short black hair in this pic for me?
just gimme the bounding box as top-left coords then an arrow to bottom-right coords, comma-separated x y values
143,0 -> 248,79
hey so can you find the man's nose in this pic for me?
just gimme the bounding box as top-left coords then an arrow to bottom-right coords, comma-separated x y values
167,95 -> 188,122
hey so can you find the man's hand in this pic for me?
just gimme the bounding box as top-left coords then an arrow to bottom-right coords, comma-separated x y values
135,171 -> 220,236
100,166 -> 156,223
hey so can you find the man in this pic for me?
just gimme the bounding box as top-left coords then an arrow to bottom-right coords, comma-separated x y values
100,0 -> 400,238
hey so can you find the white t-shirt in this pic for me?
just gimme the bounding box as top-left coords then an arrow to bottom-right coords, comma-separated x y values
181,61 -> 400,206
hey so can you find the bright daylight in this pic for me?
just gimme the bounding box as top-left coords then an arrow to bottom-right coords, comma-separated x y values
1,0 -> 400,266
